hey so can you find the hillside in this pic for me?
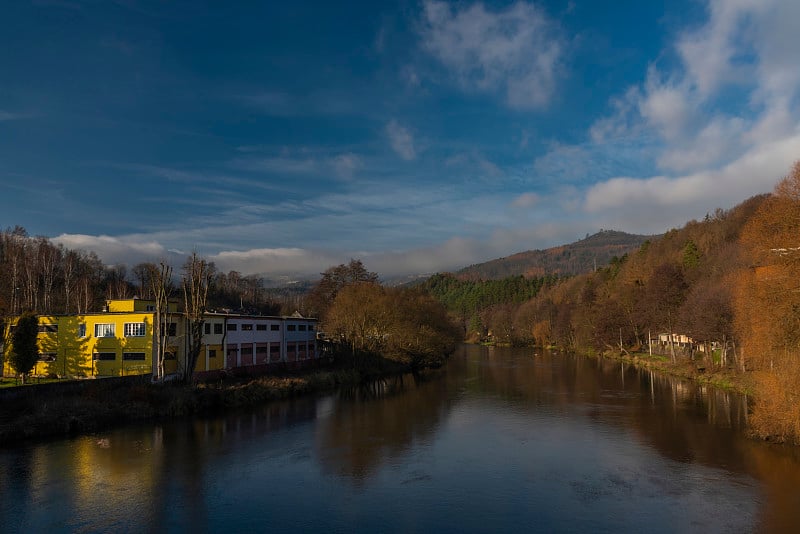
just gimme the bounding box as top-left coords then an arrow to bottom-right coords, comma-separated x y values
457,230 -> 655,279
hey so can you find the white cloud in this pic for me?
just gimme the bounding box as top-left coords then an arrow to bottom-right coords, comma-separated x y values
385,119 -> 416,160
638,74 -> 692,143
657,115 -> 746,172
584,133 -> 800,214
578,0 -> 800,229
511,192 -> 540,208
51,234 -> 170,265
210,248 -> 337,277
419,0 -> 563,109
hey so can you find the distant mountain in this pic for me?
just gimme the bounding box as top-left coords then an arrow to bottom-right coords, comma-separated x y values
456,230 -> 656,279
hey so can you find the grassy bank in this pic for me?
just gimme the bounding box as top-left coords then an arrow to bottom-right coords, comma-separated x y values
0,356 -> 410,447
590,350 -> 757,397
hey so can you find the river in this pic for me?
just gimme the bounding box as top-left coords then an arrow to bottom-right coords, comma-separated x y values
2,345 -> 800,532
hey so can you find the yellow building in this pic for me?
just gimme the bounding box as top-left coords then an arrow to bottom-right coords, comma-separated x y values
2,299 -> 319,380
2,299 -> 181,379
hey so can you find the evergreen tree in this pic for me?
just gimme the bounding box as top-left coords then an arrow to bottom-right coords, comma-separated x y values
10,312 -> 38,384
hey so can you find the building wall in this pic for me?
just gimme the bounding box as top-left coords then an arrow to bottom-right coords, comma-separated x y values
3,302 -> 319,379
107,299 -> 179,313
2,312 -> 159,378
198,315 -> 318,371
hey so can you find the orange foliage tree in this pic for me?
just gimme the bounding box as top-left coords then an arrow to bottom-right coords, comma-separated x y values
736,161 -> 800,442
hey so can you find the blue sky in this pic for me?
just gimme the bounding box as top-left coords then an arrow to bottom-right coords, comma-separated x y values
2,0 -> 799,280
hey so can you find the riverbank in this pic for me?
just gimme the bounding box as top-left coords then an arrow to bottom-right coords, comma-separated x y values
0,356 -> 411,447
588,349 -> 757,397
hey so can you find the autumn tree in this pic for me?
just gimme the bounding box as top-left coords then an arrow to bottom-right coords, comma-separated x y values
385,288 -> 460,368
10,312 -> 38,384
305,259 -> 378,320
678,279 -> 734,366
644,263 -> 688,362
325,282 -> 459,370
736,161 -> 800,442
325,282 -> 391,366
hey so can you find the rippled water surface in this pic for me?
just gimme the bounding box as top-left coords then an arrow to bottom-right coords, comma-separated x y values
3,345 -> 800,532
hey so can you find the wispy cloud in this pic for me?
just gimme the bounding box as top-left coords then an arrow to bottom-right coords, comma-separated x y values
385,120 -> 416,160
329,153 -> 363,179
444,151 -> 503,180
510,192 -> 540,209
241,89 -> 379,118
231,148 -> 366,181
418,0 -> 564,109
0,110 -> 34,121
51,234 -> 170,265
232,156 -> 318,175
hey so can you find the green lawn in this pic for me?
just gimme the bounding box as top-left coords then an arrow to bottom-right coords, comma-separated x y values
0,376 -> 67,388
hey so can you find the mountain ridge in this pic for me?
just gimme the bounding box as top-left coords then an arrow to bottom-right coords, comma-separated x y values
455,230 -> 656,280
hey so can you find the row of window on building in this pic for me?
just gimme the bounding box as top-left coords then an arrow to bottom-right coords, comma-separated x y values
33,321 -> 312,337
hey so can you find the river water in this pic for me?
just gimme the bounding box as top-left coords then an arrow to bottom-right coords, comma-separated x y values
3,345 -> 800,533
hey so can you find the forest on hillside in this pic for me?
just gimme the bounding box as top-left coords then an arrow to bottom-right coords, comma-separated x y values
456,230 -> 653,279
429,162 -> 800,444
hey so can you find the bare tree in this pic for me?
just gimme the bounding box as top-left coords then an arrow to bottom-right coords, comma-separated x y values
105,264 -> 131,300
150,262 -> 174,381
1,227 -> 27,315
38,237 -> 61,314
62,248 -> 79,314
182,253 -> 215,382
132,262 -> 157,299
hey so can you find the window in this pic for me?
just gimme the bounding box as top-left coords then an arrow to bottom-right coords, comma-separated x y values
256,324 -> 267,331
77,323 -> 87,338
39,324 -> 58,333
299,325 -> 307,331
123,352 -> 146,361
204,323 -> 211,335
168,323 -> 177,336
94,323 -> 116,337
270,324 -> 279,331
124,322 -> 146,337
227,323 -> 238,331
241,324 -> 253,331
93,352 -> 116,361
309,324 -> 315,331
287,325 -> 296,331
146,305 -> 155,311
209,349 -> 217,358
38,353 -> 56,362
214,323 -> 223,334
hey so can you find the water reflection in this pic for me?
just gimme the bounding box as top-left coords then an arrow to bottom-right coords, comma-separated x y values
2,345 -> 800,532
316,372 -> 451,484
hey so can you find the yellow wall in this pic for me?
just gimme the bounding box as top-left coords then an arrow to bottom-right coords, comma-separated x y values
2,312 -> 159,378
197,344 -> 224,372
107,299 -> 179,313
